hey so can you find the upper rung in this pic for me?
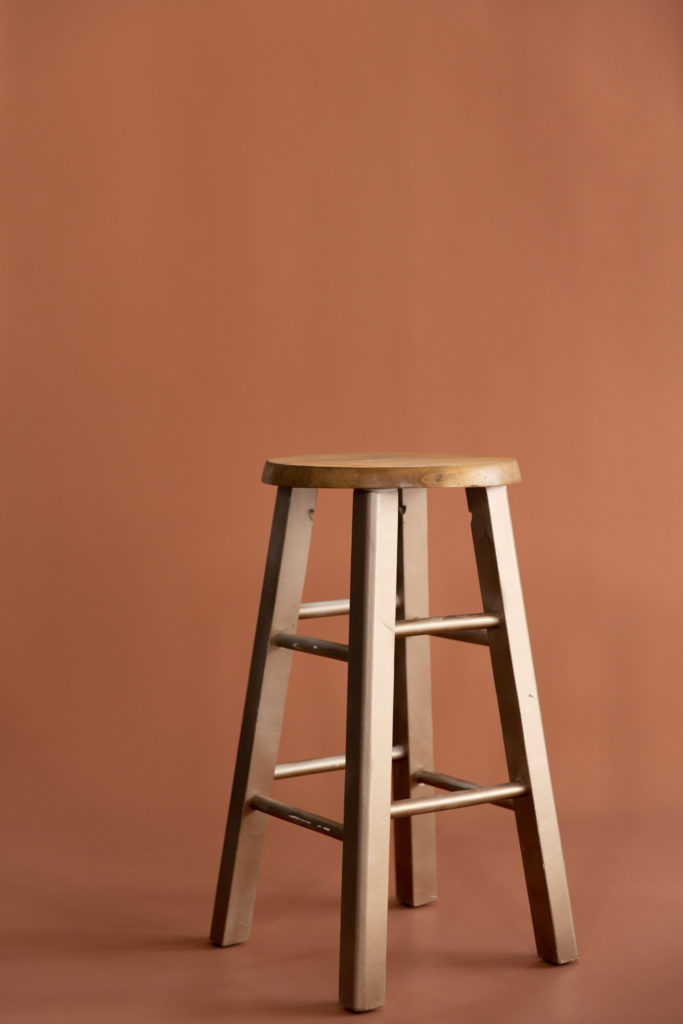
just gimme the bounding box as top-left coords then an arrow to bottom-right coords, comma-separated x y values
298,602 -> 499,640
299,599 -> 350,619
299,596 -> 401,619
394,613 -> 500,637
274,613 -> 498,660
274,745 -> 406,779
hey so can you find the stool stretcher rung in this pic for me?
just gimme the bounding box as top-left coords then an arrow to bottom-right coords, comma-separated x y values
394,612 -> 500,637
273,632 -> 349,661
390,781 -> 527,818
250,794 -> 343,840
300,596 -> 402,619
415,768 -> 518,809
274,745 -> 406,780
446,628 -> 490,646
299,598 -> 351,619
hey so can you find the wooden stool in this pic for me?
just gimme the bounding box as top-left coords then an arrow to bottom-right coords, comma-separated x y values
210,454 -> 578,1012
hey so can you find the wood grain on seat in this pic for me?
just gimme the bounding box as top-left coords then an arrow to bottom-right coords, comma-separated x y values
262,453 -> 521,490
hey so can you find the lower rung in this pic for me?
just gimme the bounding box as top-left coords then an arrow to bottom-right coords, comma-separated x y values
390,781 -> 527,818
250,780 -> 525,838
272,633 -> 349,661
250,794 -> 343,840
415,768 -> 521,810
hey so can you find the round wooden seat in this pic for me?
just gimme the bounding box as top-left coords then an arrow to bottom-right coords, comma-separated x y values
262,453 -> 521,490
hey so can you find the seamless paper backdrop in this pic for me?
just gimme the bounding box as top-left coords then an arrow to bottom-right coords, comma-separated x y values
2,2 -> 683,1022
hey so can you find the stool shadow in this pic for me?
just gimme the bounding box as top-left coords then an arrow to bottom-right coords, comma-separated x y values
173,996 -> 347,1020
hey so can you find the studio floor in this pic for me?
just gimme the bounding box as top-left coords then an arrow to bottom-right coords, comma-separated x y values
4,808 -> 682,1023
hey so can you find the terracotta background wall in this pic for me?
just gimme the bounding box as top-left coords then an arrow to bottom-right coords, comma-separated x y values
3,2 -> 683,1022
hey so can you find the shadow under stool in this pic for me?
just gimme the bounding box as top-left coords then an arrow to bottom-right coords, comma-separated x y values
210,453 -> 578,1012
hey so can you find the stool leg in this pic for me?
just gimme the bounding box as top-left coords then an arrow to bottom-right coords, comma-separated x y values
392,489 -> 437,907
467,485 -> 578,965
210,485 -> 317,947
339,489 -> 399,1012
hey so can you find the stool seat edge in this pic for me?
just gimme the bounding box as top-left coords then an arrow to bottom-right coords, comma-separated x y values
262,453 -> 521,489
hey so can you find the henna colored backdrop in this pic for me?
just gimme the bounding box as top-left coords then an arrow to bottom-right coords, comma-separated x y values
3,2 -> 683,1021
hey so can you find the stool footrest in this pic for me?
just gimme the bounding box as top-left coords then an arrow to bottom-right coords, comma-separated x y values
273,632 -> 350,661
299,596 -> 402,619
414,769 -> 520,810
299,599 -> 351,619
394,613 -> 500,637
390,781 -> 527,818
274,745 -> 406,780
250,783 -> 525,838
250,794 -> 344,840
275,613 -> 497,661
